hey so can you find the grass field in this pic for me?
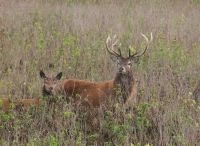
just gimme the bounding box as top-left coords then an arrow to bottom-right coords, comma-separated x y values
0,0 -> 200,145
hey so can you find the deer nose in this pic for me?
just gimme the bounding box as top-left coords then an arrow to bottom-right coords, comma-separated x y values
119,67 -> 125,72
49,87 -> 53,90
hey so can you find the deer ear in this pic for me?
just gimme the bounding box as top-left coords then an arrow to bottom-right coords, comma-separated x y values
56,72 -> 62,80
40,70 -> 46,79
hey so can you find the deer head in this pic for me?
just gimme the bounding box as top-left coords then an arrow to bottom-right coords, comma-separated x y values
40,70 -> 62,96
106,33 -> 153,75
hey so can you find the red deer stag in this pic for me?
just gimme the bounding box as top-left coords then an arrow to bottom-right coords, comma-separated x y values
105,33 -> 152,106
40,33 -> 152,108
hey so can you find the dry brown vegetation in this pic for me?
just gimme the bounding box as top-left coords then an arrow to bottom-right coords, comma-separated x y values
0,0 -> 200,145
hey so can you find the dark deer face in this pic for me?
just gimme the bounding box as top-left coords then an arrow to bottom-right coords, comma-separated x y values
116,57 -> 135,75
40,70 -> 62,96
106,33 -> 152,75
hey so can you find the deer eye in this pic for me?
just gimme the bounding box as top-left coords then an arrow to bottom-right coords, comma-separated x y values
128,62 -> 132,66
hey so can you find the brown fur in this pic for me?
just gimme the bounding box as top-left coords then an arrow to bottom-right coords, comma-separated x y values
53,79 -> 114,107
15,97 -> 41,109
0,97 -> 41,112
113,71 -> 138,107
0,98 -> 11,111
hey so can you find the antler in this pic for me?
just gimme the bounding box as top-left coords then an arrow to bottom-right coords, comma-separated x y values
106,35 -> 122,57
129,32 -> 153,58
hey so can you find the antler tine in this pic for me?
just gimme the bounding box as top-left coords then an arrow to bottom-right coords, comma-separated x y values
106,35 -> 115,55
150,32 -> 153,42
106,35 -> 121,57
118,48 -> 122,56
129,33 -> 153,58
111,36 -> 121,56
106,35 -> 118,56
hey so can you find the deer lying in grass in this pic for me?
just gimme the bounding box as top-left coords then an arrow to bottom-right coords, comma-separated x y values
15,97 -> 41,111
0,97 -> 41,112
40,33 -> 152,108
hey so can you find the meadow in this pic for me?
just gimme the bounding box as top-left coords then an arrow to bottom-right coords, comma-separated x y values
0,0 -> 200,145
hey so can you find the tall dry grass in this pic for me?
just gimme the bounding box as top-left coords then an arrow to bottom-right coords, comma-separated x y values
0,0 -> 200,145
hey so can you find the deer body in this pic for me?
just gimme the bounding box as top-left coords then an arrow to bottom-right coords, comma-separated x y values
61,79 -> 104,106
0,97 -> 41,112
15,97 -> 41,109
40,73 -> 114,107
0,98 -> 11,111
40,33 -> 152,108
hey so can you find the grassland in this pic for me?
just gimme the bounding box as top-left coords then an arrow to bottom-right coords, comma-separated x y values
0,0 -> 200,145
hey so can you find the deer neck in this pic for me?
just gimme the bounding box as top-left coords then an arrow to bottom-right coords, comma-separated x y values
114,71 -> 135,102
52,81 -> 66,96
